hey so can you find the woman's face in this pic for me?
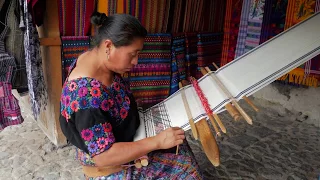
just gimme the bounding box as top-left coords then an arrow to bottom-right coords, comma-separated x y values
106,38 -> 144,74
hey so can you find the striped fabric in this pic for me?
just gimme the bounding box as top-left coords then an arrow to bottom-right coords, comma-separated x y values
57,0 -> 95,36
129,34 -> 172,108
197,32 -> 224,78
221,0 -> 243,66
61,36 -> 90,83
243,0 -> 266,53
234,0 -> 251,58
278,0 -> 318,86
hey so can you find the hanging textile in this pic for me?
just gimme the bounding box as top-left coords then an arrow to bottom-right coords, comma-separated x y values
129,34 -> 171,109
0,67 -> 24,131
170,33 -> 186,95
243,0 -> 266,53
61,36 -> 90,83
278,0 -> 319,86
57,0 -> 95,36
184,33 -> 198,79
24,0 -> 48,119
259,0 -> 288,44
0,20 -> 23,130
1,0 -> 28,92
197,32 -> 224,78
234,0 -> 251,58
220,0 -> 243,66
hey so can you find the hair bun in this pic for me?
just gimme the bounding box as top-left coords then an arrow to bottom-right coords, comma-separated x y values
91,12 -> 108,26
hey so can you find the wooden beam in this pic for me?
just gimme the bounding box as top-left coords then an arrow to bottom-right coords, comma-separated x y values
39,37 -> 61,46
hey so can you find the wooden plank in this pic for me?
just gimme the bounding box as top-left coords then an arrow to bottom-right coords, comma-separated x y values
36,0 -> 66,146
39,37 -> 61,46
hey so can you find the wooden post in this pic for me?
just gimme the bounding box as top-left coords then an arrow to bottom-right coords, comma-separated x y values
35,0 -> 66,147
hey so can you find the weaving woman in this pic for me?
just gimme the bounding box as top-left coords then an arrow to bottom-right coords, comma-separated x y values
59,12 -> 202,180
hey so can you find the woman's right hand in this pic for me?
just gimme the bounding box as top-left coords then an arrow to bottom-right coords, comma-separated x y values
154,127 -> 185,150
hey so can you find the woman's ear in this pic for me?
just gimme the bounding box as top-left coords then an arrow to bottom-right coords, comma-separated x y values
103,39 -> 113,54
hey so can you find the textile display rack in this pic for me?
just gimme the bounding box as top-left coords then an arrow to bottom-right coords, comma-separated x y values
133,12 -> 320,166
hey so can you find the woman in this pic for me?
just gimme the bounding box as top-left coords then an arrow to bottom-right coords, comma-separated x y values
59,12 -> 203,180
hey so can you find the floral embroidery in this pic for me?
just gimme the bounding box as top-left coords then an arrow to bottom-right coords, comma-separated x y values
80,122 -> 115,156
60,75 -> 132,122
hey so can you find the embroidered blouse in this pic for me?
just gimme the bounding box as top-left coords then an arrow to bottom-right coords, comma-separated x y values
59,68 -> 140,162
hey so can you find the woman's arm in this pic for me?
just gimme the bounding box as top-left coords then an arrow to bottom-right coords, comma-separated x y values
93,127 -> 185,167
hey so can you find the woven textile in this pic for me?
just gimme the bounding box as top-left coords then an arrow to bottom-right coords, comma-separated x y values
243,0 -> 266,53
61,36 -> 90,83
197,32 -> 224,78
278,0 -> 318,86
57,0 -> 95,36
129,34 -> 172,108
234,0 -> 251,58
221,0 -> 243,66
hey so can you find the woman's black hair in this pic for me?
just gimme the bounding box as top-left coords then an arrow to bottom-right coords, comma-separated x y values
90,12 -> 147,47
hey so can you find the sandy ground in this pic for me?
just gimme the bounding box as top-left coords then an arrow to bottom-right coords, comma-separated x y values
0,96 -> 319,180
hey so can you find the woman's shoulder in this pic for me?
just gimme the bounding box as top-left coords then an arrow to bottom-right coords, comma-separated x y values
60,77 -> 112,119
60,74 -> 132,120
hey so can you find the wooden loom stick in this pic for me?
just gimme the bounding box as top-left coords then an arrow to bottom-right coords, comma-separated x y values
199,68 -> 241,121
180,80 -> 220,167
190,77 -> 223,136
203,67 -> 253,125
179,82 -> 199,140
211,62 -> 259,112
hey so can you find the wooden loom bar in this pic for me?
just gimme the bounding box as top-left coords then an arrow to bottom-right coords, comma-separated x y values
199,67 -> 241,121
39,37 -> 61,46
190,76 -> 225,136
179,82 -> 199,140
204,67 -> 253,125
212,62 -> 259,112
180,80 -> 220,167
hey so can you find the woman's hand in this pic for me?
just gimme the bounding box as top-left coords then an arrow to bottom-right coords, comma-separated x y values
154,127 -> 185,150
